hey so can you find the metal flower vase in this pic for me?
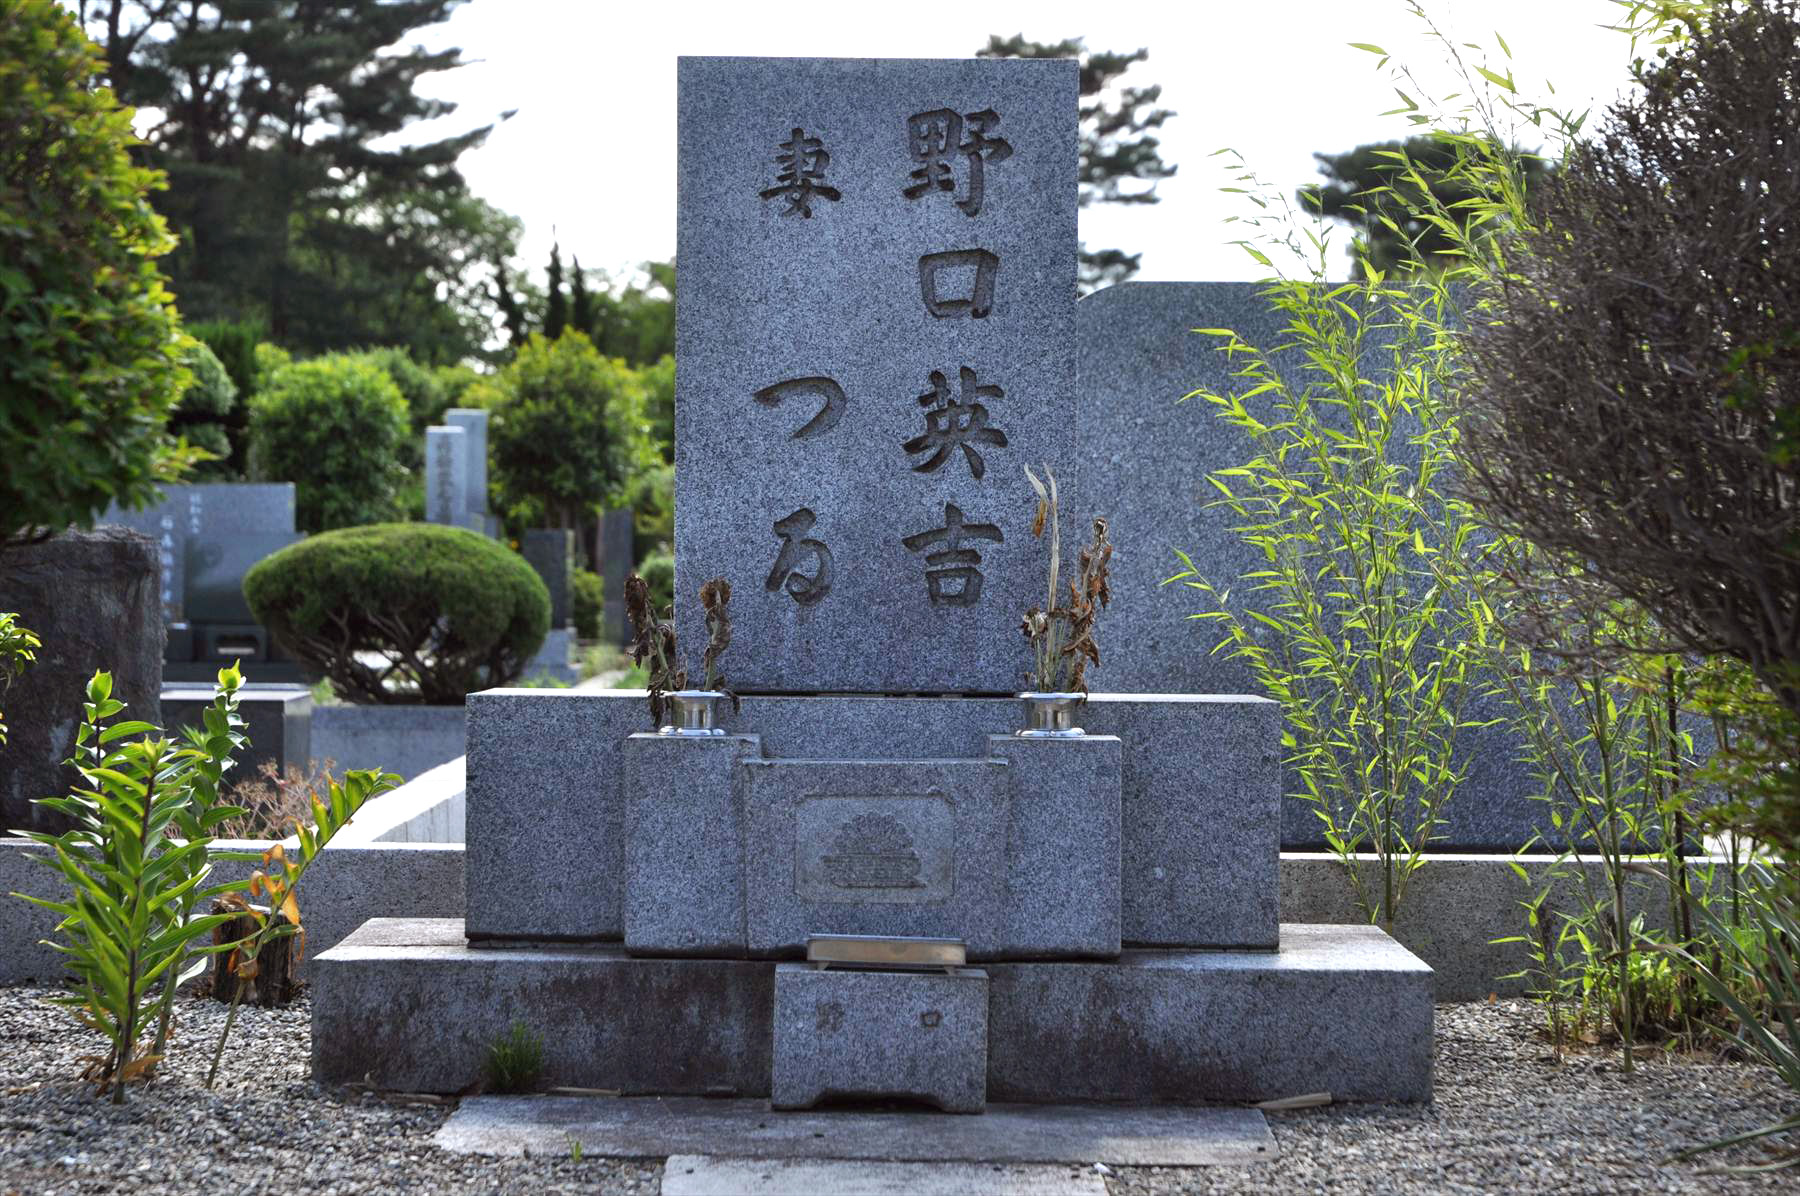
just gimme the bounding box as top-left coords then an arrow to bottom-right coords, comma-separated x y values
660,690 -> 728,736
1016,692 -> 1086,737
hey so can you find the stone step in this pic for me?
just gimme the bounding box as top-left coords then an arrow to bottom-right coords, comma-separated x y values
661,1157 -> 1106,1196
311,918 -> 1432,1102
431,1095 -> 1276,1166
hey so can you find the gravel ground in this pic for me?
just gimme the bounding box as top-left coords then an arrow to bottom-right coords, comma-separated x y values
0,987 -> 1792,1195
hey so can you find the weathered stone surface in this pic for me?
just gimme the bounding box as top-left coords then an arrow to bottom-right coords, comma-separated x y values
465,691 -> 650,940
102,483 -> 296,622
624,733 -> 760,954
440,1100 -> 1274,1167
986,924 -> 1433,1103
989,735 -> 1121,957
443,408 -> 493,531
600,508 -> 633,645
661,1157 -> 1110,1195
676,56 -> 1078,694
520,529 -> 574,628
185,532 -> 300,624
311,703 -> 464,782
312,918 -> 774,1094
424,425 -> 471,529
463,689 -> 1277,948
771,964 -> 988,1113
521,626 -> 579,684
1083,695 -> 1279,948
0,528 -> 162,833
743,758 -> 1009,957
308,918 -> 1430,1102
162,684 -> 312,787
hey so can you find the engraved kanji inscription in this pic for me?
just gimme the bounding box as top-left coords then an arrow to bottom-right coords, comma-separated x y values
903,108 -> 1013,217
822,813 -> 925,889
904,366 -> 1008,480
918,248 -> 998,319
902,502 -> 1004,607
759,127 -> 842,218
754,376 -> 846,439
767,508 -> 833,605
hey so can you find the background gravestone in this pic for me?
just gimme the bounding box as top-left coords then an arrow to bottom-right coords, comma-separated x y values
1071,280 -> 1660,851
424,425 -> 471,529
443,408 -> 497,536
102,483 -> 297,622
521,529 -> 575,629
0,528 -> 162,833
599,509 -> 633,645
675,56 -> 1078,694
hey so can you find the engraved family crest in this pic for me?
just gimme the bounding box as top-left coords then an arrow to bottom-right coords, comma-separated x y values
821,812 -> 926,890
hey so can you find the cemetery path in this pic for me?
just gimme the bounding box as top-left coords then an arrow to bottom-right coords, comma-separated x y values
0,988 -> 1789,1195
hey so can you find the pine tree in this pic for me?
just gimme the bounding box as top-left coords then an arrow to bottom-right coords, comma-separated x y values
977,35 -> 1176,292
544,243 -> 568,341
80,0 -> 515,362
570,257 -> 596,341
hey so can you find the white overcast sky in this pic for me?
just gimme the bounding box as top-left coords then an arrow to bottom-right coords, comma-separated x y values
397,0 -> 1647,285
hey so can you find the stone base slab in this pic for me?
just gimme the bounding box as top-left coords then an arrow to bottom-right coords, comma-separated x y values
311,919 -> 1431,1102
772,964 -> 988,1113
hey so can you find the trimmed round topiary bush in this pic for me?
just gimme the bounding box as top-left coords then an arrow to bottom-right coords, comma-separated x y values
244,523 -> 550,705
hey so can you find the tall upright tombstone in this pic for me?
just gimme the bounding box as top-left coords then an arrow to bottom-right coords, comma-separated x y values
424,425 -> 471,530
443,408 -> 497,535
311,55 -> 1433,1112
676,56 -> 1078,693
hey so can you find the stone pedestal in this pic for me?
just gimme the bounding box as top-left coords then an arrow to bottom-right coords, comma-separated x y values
771,964 -> 989,1113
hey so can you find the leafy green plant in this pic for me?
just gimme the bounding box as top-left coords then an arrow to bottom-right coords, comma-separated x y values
484,1020 -> 545,1093
0,2 -> 198,546
0,612 -> 41,745
639,548 -> 675,617
1651,862 -> 1800,1168
572,569 -> 604,640
12,668 -> 251,1102
170,342 -> 239,479
245,522 -> 550,704
489,331 -> 656,530
1167,265 -> 1493,929
247,354 -> 409,533
206,765 -> 401,1088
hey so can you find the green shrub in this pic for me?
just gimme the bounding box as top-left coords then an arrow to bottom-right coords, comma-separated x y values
572,569 -> 604,639
247,355 -> 408,533
244,523 -> 550,704
639,549 -> 674,616
355,346 -> 449,466
489,331 -> 655,528
188,319 -> 264,400
0,3 -> 196,545
173,342 -> 238,478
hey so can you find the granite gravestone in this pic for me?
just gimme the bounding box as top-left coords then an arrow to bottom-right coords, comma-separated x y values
1072,281 -> 1662,852
521,529 -> 575,629
425,425 -> 471,530
600,509 -> 633,644
675,56 -> 1078,693
102,484 -> 297,622
444,408 -> 497,535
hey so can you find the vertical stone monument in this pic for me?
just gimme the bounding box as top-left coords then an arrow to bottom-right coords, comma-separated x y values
519,528 -> 578,683
424,424 -> 472,532
310,56 -> 1434,1111
444,408 -> 499,536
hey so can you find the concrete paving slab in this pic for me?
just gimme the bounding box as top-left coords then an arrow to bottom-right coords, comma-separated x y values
661,1155 -> 1107,1195
433,1095 -> 1276,1167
